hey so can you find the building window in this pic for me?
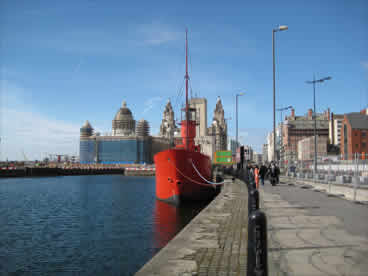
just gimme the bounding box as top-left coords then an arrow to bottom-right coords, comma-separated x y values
362,132 -> 366,137
356,144 -> 359,148
363,143 -> 366,148
355,133 -> 358,136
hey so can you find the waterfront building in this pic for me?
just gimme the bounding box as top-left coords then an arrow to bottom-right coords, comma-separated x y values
159,100 -> 179,140
80,101 -> 171,164
297,135 -> 328,161
188,97 -> 228,160
282,108 -> 329,165
208,97 -> 228,153
340,108 -> 368,159
329,112 -> 344,147
262,144 -> 268,163
189,98 -> 208,138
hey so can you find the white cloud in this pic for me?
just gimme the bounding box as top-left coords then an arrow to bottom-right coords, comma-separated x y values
142,96 -> 163,115
137,22 -> 181,46
0,80 -> 80,161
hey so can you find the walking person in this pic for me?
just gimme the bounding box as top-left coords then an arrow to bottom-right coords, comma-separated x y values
259,163 -> 267,186
254,165 -> 260,189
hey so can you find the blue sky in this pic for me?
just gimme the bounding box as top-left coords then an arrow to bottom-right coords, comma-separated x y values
1,0 -> 367,160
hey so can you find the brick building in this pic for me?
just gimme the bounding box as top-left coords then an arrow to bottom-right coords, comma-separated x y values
297,135 -> 328,161
340,109 -> 368,159
283,108 -> 329,164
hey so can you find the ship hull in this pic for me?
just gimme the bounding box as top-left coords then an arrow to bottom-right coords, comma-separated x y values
154,149 -> 221,205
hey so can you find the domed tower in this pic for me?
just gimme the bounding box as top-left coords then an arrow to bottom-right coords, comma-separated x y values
136,119 -> 150,137
112,101 -> 136,136
80,120 -> 94,138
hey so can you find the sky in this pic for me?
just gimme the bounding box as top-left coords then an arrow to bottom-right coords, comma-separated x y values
1,0 -> 367,161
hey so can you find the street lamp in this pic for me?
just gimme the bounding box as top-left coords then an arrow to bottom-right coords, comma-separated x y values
236,93 -> 245,148
306,75 -> 332,174
276,105 -> 293,165
273,25 -> 288,162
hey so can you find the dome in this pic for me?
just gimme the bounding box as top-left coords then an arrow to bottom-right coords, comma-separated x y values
81,120 -> 93,129
112,100 -> 136,136
136,119 -> 150,137
80,120 -> 93,138
114,101 -> 133,121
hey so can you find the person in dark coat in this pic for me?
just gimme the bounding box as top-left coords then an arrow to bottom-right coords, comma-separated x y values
259,164 -> 267,186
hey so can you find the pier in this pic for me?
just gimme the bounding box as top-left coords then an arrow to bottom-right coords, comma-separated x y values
135,176 -> 249,275
135,172 -> 368,275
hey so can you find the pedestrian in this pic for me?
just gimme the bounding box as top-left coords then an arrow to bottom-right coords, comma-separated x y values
254,165 -> 260,189
259,163 -> 267,186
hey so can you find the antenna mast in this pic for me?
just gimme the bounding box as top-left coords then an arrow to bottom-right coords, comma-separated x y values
185,29 -> 189,149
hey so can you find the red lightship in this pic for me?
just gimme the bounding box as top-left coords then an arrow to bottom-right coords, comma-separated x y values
154,30 -> 222,205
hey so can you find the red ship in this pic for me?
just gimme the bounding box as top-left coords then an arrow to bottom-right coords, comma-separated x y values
154,30 -> 222,205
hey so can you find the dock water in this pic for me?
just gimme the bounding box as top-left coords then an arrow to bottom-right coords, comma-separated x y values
135,177 -> 249,275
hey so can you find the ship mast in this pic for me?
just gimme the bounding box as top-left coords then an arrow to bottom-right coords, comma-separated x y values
185,29 -> 189,149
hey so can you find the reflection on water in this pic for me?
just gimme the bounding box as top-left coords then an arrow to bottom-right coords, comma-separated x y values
153,200 -> 209,249
0,175 -> 209,275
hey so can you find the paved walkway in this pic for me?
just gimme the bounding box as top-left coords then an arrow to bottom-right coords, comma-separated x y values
135,177 -> 249,276
261,178 -> 368,276
285,176 -> 368,202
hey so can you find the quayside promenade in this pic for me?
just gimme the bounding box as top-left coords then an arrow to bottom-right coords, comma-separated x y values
261,177 -> 368,276
135,176 -> 249,276
136,173 -> 368,276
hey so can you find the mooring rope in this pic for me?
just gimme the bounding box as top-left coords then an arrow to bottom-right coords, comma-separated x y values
167,158 -> 216,188
190,159 -> 225,185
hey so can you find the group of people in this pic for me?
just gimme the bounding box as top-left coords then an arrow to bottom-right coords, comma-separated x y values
244,161 -> 280,188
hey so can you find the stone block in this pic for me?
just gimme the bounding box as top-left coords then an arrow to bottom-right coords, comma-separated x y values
336,176 -> 344,184
360,176 -> 368,185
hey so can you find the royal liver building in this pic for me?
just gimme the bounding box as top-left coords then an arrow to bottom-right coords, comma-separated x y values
158,96 -> 228,159
207,97 -> 228,152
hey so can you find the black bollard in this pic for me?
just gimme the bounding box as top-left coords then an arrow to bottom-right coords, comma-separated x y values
247,210 -> 268,276
248,189 -> 259,215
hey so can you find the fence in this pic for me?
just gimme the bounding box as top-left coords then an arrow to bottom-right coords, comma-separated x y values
288,153 -> 368,177
286,153 -> 368,202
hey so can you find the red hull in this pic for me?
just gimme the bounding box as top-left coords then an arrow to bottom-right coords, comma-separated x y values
154,149 -> 220,205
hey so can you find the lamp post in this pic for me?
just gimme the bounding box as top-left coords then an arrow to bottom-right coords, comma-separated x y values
236,93 -> 245,148
306,75 -> 331,174
273,25 -> 288,162
276,105 -> 293,166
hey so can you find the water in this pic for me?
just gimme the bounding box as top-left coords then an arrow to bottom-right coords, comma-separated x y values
0,175 -> 208,276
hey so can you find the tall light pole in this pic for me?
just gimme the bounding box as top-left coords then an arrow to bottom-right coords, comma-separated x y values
276,105 -> 293,166
273,25 -> 288,162
236,93 -> 245,148
306,76 -> 331,174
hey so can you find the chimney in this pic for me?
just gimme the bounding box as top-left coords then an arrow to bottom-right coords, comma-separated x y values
327,108 -> 330,120
291,108 -> 295,119
308,109 -> 313,120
